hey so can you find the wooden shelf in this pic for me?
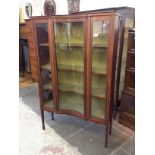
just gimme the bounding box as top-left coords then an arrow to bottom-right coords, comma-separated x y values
56,42 -> 108,48
39,43 -> 49,46
59,83 -> 84,95
93,47 -> 108,51
59,80 -> 84,85
57,64 -> 107,75
56,42 -> 84,47
60,82 -> 106,99
59,91 -> 84,114
59,89 -> 83,95
57,64 -> 84,72
93,43 -> 108,48
91,97 -> 106,119
59,82 -> 83,88
44,100 -> 54,109
43,82 -> 52,90
41,63 -> 51,71
58,70 -> 84,87
92,67 -> 107,75
92,88 -> 106,99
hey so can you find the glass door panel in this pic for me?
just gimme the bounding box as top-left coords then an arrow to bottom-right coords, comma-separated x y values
35,23 -> 54,109
91,20 -> 109,119
54,22 -> 84,114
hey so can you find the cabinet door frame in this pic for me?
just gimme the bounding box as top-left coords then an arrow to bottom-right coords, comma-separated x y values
34,18 -> 57,112
88,15 -> 119,124
52,16 -> 87,119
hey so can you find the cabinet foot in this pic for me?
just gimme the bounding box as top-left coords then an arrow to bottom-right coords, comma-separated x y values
42,125 -> 45,130
105,121 -> 109,148
51,112 -> 54,120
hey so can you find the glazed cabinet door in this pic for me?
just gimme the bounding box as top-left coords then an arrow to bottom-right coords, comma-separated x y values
89,17 -> 112,121
34,20 -> 56,111
54,19 -> 86,117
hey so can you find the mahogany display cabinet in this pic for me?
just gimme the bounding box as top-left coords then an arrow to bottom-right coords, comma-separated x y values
25,7 -> 135,116
30,12 -> 120,147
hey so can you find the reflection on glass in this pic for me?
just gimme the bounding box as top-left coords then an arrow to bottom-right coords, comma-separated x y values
36,23 -> 54,109
54,22 -> 84,114
91,20 -> 109,119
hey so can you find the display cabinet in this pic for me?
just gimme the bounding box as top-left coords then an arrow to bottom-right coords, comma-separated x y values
72,7 -> 135,117
25,7 -> 135,115
119,29 -> 135,130
32,12 -> 120,147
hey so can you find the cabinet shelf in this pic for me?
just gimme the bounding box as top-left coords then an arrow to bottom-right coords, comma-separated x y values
59,88 -> 105,99
41,63 -> 51,71
57,64 -> 107,75
44,100 -> 54,109
93,43 -> 108,48
92,67 -> 107,75
92,87 -> 106,99
59,89 -> 84,95
59,82 -> 83,91
56,42 -> 83,47
91,97 -> 106,119
59,83 -> 105,99
57,64 -> 84,72
59,91 -> 84,114
39,43 -> 49,46
59,81 -> 105,90
59,82 -> 83,95
93,47 -> 108,51
56,42 -> 108,48
43,82 -> 52,90
58,70 -> 84,87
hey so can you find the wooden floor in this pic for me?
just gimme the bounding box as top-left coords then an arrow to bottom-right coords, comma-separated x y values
19,72 -> 34,88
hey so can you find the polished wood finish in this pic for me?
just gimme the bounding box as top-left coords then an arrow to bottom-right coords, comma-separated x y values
29,12 -> 120,147
119,29 -> 135,130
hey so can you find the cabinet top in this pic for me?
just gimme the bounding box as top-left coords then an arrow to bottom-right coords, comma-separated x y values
71,6 -> 135,15
25,11 -> 120,21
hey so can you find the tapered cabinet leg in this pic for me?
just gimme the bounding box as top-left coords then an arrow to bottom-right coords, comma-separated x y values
51,112 -> 54,120
105,124 -> 109,147
109,111 -> 113,135
109,122 -> 112,135
41,109 -> 45,130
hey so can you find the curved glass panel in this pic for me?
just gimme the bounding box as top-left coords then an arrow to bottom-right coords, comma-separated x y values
91,20 -> 109,119
36,23 -> 54,109
54,22 -> 84,114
